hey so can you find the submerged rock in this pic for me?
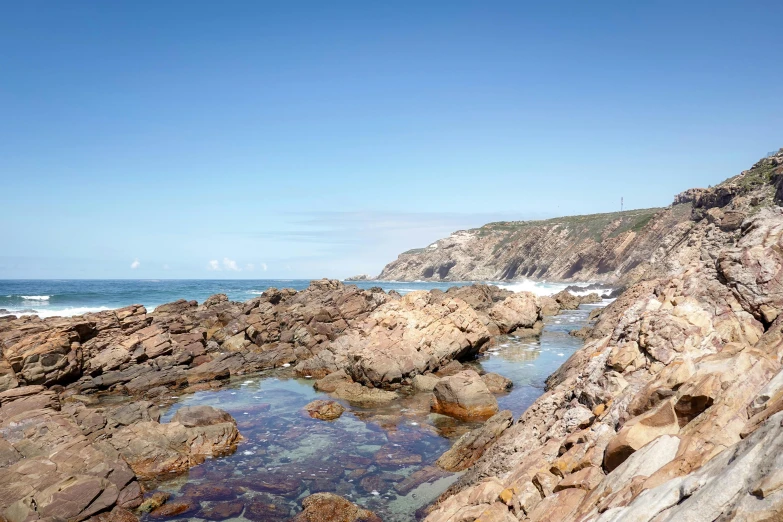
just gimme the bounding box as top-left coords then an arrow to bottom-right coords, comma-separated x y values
304,399 -> 345,420
291,492 -> 382,522
436,410 -> 513,471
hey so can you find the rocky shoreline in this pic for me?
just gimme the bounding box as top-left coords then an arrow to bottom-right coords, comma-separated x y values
2,149 -> 781,521
0,277 -> 597,521
420,150 -> 783,520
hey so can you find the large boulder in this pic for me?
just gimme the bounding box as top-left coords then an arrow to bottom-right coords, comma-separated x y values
330,292 -> 492,387
431,369 -> 499,421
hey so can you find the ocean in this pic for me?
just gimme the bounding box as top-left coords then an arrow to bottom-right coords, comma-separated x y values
0,279 -> 608,318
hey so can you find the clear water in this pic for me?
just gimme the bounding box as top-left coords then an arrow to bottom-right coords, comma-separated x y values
136,305 -> 597,521
0,278 -> 602,318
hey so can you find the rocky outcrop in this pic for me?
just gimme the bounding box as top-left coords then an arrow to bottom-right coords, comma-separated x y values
0,279 -> 545,518
422,149 -> 783,521
296,285 -> 543,388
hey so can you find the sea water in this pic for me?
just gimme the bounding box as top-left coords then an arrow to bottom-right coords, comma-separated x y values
0,278 -> 606,318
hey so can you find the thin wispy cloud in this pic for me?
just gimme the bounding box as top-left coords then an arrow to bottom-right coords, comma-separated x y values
207,260 -> 221,271
130,259 -> 140,269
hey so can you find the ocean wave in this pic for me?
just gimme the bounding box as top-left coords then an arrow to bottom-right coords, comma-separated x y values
5,295 -> 52,300
496,279 -> 613,297
0,306 -> 112,319
247,290 -> 265,295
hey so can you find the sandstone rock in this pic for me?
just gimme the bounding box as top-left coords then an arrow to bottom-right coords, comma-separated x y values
553,466 -> 604,492
108,412 -> 239,478
149,499 -> 199,518
481,373 -> 513,394
412,373 -> 441,392
304,400 -> 345,421
604,399 -> 680,471
313,369 -> 353,392
197,500 -> 245,520
342,292 -> 492,387
431,369 -> 499,421
330,381 -> 398,406
291,492 -> 382,522
171,404 -> 235,427
436,410 -> 513,471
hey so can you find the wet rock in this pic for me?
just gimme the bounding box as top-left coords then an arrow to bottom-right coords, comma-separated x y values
197,500 -> 245,519
149,499 -> 199,518
180,482 -> 240,501
304,400 -> 345,421
291,492 -> 382,522
171,405 -> 235,427
312,369 -> 352,392
374,443 -> 423,467
431,369 -> 499,421
330,381 -> 398,406
480,373 -> 513,394
239,473 -> 303,497
107,412 -> 240,478
138,491 -> 170,513
394,466 -> 451,495
244,497 -> 288,521
87,506 -> 139,522
436,410 -> 513,471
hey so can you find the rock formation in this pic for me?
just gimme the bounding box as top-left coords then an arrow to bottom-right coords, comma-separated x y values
0,278 -> 544,519
422,149 -> 783,520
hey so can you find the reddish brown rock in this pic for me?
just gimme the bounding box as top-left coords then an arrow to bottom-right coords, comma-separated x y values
291,492 -> 382,522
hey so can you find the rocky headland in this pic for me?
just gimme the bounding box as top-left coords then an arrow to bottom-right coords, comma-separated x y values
421,150 -> 783,520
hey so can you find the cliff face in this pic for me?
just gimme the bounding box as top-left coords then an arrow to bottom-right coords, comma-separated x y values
423,151 -> 783,521
377,206 -> 695,285
378,152 -> 782,286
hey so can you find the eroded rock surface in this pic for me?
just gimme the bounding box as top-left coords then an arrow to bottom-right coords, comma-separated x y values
0,279 -> 540,519
423,150 -> 783,521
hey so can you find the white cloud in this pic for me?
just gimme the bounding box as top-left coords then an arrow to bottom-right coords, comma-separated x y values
223,258 -> 241,271
261,263 -> 268,271
208,260 -> 221,271
246,263 -> 255,271
130,259 -> 140,269
163,264 -> 170,270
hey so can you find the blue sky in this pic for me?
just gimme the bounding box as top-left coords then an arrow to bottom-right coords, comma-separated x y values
1,1 -> 781,279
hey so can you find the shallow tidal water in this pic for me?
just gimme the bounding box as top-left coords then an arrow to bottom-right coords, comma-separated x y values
139,303 -> 600,521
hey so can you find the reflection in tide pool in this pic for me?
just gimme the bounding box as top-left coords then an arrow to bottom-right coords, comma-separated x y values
140,303 -> 599,521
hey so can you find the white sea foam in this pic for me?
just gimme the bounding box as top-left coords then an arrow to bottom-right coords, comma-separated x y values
0,306 -> 113,318
20,295 -> 51,300
496,279 -> 613,297
247,290 -> 265,295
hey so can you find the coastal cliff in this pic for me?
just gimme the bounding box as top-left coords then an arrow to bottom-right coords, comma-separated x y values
422,151 -> 783,521
377,152 -> 783,286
